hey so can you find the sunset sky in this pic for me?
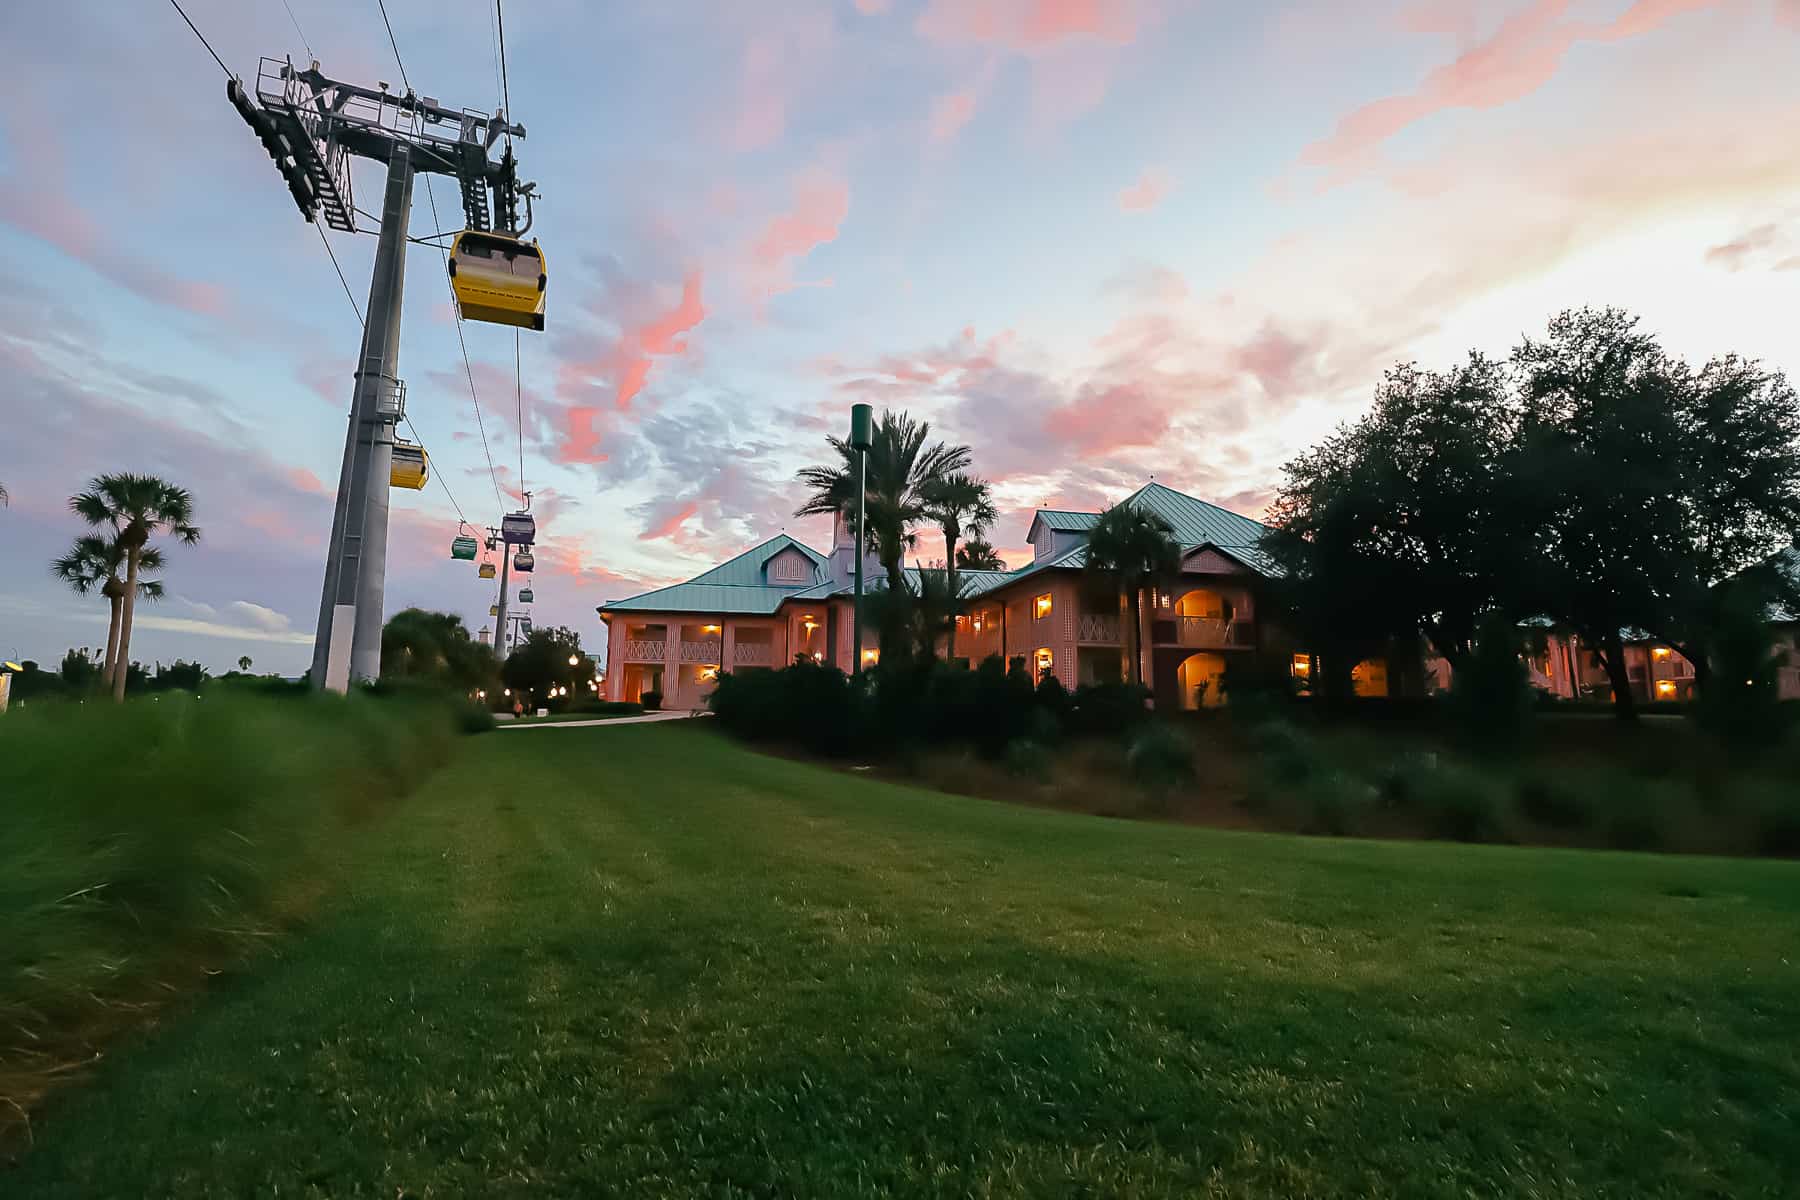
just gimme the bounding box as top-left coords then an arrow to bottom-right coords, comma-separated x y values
4,0 -> 1799,675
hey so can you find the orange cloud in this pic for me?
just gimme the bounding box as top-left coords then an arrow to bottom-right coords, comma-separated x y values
1301,0 -> 1722,178
1117,166 -> 1171,212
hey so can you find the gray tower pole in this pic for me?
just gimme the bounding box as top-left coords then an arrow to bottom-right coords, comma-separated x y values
309,314 -> 373,689
494,540 -> 512,657
314,144 -> 415,690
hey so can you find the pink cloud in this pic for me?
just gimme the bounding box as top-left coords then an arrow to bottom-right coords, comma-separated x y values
1301,0 -> 1723,178
285,467 -> 332,497
554,271 -> 707,463
1780,0 -> 1800,29
753,171 -> 851,267
639,501 -> 700,542
854,0 -> 891,12
929,88 -> 981,142
917,0 -> 1139,49
1117,166 -> 1171,212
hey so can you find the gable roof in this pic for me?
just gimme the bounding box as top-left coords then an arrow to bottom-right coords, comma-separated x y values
1026,509 -> 1102,541
1122,481 -> 1270,548
599,534 -> 832,616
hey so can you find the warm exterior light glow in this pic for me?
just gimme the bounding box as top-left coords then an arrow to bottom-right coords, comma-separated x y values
1291,653 -> 1312,678
972,614 -> 984,632
862,648 -> 879,664
813,651 -> 823,662
503,687 -> 512,696
1656,681 -> 1676,697
1035,593 -> 1052,618
702,624 -> 720,634
1652,647 -> 1670,660
569,654 -> 580,666
1035,647 -> 1053,672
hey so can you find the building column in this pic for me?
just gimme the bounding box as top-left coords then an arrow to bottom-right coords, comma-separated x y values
663,623 -> 681,708
603,618 -> 622,702
722,621 -> 736,677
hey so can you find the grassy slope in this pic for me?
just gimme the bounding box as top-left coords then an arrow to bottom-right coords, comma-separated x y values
10,724 -> 1799,1198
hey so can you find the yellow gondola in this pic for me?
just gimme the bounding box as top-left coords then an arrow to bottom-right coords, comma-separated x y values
478,560 -> 497,580
447,231 -> 546,331
390,440 -> 429,490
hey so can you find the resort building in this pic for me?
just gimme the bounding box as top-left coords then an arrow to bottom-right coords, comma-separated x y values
598,482 -> 1293,712
597,482 -> 1797,710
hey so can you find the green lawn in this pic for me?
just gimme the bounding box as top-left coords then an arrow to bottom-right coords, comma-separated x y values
11,724 -> 1799,1197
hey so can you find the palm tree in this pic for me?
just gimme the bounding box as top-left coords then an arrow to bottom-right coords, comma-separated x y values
71,475 -> 200,701
921,472 -> 997,661
956,538 -> 1006,571
237,655 -> 254,673
795,410 -> 971,652
1082,502 -> 1181,687
52,534 -> 167,688
0,480 -> 8,506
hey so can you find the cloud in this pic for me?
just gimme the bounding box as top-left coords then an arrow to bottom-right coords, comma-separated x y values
1117,166 -> 1172,212
1705,221 -> 1800,272
553,270 -> 707,463
749,168 -> 851,300
1300,0 -> 1723,180
854,0 -> 891,12
638,500 -> 700,543
916,0 -> 1141,49
929,88 -> 982,142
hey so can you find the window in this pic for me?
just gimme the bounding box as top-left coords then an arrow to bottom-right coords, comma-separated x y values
862,648 -> 879,666
1290,653 -> 1312,679
1035,593 -> 1053,619
1035,647 -> 1053,678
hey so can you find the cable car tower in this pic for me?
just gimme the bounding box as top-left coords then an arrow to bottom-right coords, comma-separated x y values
226,57 -> 535,691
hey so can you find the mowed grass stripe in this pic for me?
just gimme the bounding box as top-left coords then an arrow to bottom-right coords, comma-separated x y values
10,723 -> 1798,1198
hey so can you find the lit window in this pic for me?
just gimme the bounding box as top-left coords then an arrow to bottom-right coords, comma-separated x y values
699,665 -> 719,681
972,613 -> 984,632
1035,593 -> 1053,619
1290,653 -> 1312,678
1652,647 -> 1670,660
1035,647 -> 1053,673
862,648 -> 879,665
1656,680 -> 1676,697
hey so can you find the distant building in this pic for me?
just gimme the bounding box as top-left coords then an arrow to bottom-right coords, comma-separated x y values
596,483 -> 1799,710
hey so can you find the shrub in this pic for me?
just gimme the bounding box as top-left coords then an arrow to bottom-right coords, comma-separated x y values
1003,737 -> 1050,781
1374,750 -> 1440,809
457,699 -> 497,734
1068,682 -> 1151,739
640,689 -> 663,711
1126,724 -> 1195,795
1755,797 -> 1800,857
1448,615 -> 1536,754
1516,775 -> 1594,830
1299,771 -> 1371,836
1606,806 -> 1664,852
1425,768 -> 1512,843
1251,720 -> 1324,785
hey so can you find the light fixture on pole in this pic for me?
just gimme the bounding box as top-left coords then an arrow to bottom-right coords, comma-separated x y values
849,403 -> 873,676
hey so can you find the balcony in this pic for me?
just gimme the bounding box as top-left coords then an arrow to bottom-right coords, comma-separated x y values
1077,614 -> 1121,644
733,641 -> 772,667
1166,617 -> 1254,649
679,638 -> 723,664
622,639 -> 666,663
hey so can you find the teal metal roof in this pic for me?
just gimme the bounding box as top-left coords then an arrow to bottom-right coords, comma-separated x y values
600,534 -> 832,615
1029,509 -> 1102,534
1122,481 -> 1270,548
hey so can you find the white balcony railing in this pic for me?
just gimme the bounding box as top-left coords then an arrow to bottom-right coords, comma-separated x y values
1171,617 -> 1253,649
680,639 -> 723,664
622,639 -> 666,663
1077,614 -> 1121,643
733,641 -> 772,667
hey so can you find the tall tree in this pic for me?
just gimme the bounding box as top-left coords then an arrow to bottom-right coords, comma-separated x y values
920,472 -> 996,660
1266,356 -> 1520,679
237,655 -> 255,673
51,533 -> 166,688
1511,308 -> 1687,720
795,410 -> 972,654
955,538 -> 1006,571
71,475 -> 200,701
381,609 -> 496,692
1082,503 -> 1181,687
500,625 -> 595,707
1654,355 -> 1800,682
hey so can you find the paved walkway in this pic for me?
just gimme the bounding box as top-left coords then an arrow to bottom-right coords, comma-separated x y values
498,710 -> 703,731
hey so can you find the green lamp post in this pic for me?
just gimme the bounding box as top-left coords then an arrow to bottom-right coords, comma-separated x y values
849,403 -> 873,676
